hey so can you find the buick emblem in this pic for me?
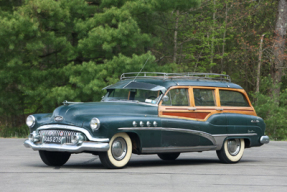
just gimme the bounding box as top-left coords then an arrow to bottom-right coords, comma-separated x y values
54,116 -> 64,122
59,131 -> 64,136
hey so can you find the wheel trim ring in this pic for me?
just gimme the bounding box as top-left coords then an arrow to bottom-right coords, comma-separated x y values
111,137 -> 127,161
227,139 -> 241,156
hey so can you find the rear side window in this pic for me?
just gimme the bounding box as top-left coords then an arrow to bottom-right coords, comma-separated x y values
219,90 -> 250,107
193,89 -> 216,106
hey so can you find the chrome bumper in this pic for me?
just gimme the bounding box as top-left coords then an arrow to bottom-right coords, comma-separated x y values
260,135 -> 270,144
24,140 -> 109,153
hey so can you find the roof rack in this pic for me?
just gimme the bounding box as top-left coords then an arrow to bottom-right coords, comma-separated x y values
120,72 -> 231,82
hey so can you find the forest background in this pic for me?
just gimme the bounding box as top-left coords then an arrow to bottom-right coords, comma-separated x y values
0,0 -> 286,140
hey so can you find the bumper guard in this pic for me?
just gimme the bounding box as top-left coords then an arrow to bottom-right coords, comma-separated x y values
260,135 -> 270,144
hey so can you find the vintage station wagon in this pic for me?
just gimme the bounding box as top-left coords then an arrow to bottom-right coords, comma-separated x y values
24,72 -> 269,168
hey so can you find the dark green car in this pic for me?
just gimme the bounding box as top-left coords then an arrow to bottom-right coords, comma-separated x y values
24,72 -> 269,168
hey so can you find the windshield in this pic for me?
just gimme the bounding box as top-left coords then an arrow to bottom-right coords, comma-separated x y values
102,89 -> 163,104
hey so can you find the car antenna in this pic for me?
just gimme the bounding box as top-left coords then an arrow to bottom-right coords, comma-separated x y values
123,56 -> 150,88
132,56 -> 150,82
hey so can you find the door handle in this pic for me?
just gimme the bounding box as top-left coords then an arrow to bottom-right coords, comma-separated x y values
216,108 -> 224,111
187,107 -> 196,111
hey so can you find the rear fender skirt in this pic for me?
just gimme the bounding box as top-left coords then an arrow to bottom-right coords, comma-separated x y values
213,134 -> 257,150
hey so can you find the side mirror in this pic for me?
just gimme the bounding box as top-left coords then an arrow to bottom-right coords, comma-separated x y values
162,95 -> 169,102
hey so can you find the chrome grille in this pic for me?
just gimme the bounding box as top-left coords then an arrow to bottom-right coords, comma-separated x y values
39,130 -> 78,144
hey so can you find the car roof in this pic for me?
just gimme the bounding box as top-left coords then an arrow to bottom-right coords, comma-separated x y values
105,78 -> 243,90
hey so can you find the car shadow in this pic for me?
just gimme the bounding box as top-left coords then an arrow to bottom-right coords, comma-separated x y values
128,158 -> 219,168
26,155 -> 259,170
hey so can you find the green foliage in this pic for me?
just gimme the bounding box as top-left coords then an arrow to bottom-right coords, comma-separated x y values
0,0 -> 286,140
253,77 -> 287,140
0,0 -> 190,132
0,125 -> 29,138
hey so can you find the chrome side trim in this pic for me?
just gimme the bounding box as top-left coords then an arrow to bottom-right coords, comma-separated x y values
119,127 -> 258,150
214,133 -> 257,137
37,124 -> 109,142
260,135 -> 270,144
141,145 -> 217,153
118,127 -> 216,145
24,140 -> 109,153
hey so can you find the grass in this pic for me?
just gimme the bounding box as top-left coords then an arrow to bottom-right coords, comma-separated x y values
0,125 -> 30,138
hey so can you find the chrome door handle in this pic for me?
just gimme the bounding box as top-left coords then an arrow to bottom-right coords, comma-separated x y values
216,108 -> 223,111
187,107 -> 196,111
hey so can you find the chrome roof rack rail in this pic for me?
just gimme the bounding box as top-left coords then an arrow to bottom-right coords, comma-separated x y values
120,72 -> 231,82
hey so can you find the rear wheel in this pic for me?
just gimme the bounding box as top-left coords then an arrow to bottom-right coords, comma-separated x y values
99,133 -> 132,169
216,138 -> 245,163
158,153 -> 180,161
39,151 -> 71,166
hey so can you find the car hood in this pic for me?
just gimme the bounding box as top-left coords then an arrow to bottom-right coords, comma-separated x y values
51,102 -> 158,124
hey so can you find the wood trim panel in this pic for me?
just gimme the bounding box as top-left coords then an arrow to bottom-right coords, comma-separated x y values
158,86 -> 257,122
162,112 -> 210,120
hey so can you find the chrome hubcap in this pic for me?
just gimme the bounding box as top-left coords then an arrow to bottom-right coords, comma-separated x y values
227,139 -> 241,156
111,137 -> 127,161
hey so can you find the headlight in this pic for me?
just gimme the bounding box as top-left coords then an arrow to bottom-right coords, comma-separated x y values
90,117 -> 100,131
26,115 -> 36,128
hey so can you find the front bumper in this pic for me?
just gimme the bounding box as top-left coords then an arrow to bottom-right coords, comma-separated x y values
24,140 -> 109,153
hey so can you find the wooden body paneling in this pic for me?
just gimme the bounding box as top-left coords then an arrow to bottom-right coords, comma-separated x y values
159,86 -> 257,121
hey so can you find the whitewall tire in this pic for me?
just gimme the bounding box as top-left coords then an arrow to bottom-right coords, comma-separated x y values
216,138 -> 245,163
99,133 -> 132,169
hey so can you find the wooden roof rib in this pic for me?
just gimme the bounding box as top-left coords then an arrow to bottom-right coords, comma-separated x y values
120,72 -> 231,82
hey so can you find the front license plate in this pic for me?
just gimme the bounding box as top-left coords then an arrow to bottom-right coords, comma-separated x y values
43,136 -> 62,144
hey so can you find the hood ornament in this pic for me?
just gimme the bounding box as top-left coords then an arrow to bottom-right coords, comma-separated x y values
54,116 -> 64,122
63,100 -> 83,106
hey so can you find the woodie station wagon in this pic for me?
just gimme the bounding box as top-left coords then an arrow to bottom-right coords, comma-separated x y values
24,72 -> 269,168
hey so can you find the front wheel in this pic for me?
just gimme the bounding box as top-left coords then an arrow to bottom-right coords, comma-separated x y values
39,151 -> 71,166
216,138 -> 245,163
99,133 -> 132,169
158,153 -> 180,160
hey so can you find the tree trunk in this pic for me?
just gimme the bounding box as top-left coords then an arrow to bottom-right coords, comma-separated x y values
173,10 -> 180,64
220,1 -> 228,73
271,0 -> 287,101
210,0 -> 216,72
256,34 -> 265,93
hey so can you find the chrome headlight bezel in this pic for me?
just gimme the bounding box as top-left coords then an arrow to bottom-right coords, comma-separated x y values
90,117 -> 100,131
26,115 -> 36,128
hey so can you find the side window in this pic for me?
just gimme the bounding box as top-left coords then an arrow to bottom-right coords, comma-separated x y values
193,89 -> 216,106
133,90 -> 159,102
219,90 -> 250,107
162,88 -> 189,106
